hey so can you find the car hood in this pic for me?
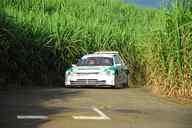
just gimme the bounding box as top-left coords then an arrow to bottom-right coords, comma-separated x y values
68,66 -> 115,74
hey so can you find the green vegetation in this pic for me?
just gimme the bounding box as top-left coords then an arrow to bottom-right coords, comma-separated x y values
0,0 -> 191,98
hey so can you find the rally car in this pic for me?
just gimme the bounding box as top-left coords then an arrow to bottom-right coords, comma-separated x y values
65,51 -> 129,88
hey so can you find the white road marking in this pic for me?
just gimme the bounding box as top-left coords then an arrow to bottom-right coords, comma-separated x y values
93,107 -> 110,120
17,115 -> 48,120
72,106 -> 110,120
17,107 -> 110,120
72,116 -> 107,120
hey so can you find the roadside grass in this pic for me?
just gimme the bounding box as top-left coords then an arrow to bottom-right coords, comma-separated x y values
0,0 -> 191,99
146,1 -> 192,99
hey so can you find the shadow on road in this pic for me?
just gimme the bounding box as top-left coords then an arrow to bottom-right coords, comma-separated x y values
0,88 -> 81,128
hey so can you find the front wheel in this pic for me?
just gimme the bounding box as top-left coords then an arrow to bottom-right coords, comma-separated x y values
123,78 -> 128,88
112,75 -> 123,89
64,85 -> 71,88
123,73 -> 129,88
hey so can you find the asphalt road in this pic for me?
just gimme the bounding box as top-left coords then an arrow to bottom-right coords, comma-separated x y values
1,87 -> 192,128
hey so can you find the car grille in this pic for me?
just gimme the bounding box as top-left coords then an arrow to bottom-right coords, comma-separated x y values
70,79 -> 106,85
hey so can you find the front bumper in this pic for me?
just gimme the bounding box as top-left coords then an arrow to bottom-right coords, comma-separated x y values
65,74 -> 115,86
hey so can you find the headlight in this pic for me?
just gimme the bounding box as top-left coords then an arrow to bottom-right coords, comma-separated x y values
65,67 -> 76,76
102,69 -> 115,76
106,70 -> 112,75
66,71 -> 71,75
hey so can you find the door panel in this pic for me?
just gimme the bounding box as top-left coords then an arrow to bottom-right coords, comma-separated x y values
114,55 -> 128,85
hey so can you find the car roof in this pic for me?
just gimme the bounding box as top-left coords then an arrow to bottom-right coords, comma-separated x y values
82,54 -> 114,59
94,51 -> 119,54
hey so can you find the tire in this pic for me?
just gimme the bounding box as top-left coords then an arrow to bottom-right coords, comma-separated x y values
123,74 -> 129,88
113,75 -> 123,89
123,79 -> 128,88
111,85 -> 116,89
65,85 -> 71,88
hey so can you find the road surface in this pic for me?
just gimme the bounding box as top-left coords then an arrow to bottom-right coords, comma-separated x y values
1,87 -> 192,128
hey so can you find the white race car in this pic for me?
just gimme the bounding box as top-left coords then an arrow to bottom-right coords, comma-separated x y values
65,51 -> 129,88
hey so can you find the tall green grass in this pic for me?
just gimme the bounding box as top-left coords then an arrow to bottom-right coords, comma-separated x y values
146,0 -> 192,98
0,0 -> 191,97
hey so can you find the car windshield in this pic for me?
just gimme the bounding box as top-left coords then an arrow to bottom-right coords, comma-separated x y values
77,57 -> 113,66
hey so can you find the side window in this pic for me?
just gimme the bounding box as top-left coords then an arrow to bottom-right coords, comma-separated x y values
114,55 -> 120,64
117,55 -> 124,65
